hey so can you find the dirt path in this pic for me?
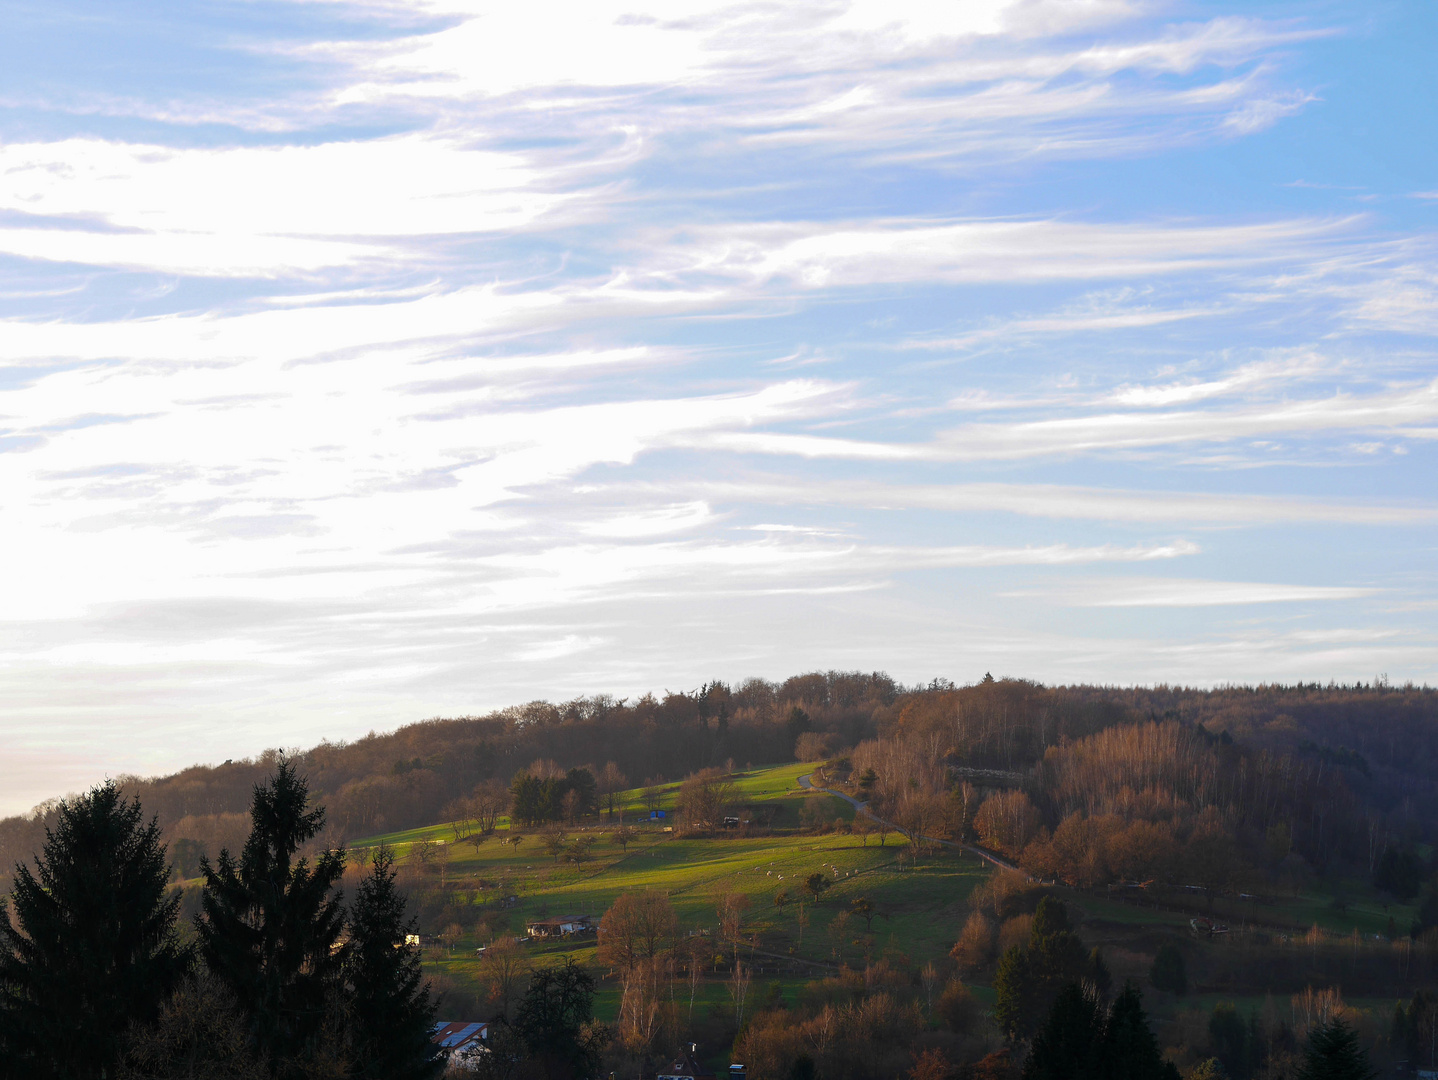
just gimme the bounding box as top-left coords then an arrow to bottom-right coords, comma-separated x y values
797,773 -> 1022,874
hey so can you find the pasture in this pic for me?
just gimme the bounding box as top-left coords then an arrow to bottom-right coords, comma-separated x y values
354,763 -> 992,1021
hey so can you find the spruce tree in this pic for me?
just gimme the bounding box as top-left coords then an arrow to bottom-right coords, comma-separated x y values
1296,1020 -> 1375,1080
345,847 -> 442,1079
1087,948 -> 1112,995
1093,982 -> 1180,1080
197,760 -> 347,1077
1032,896 -> 1071,937
1149,945 -> 1187,996
1023,983 -> 1102,1080
0,781 -> 189,1079
994,944 -> 1037,1039
997,898 -> 1091,1040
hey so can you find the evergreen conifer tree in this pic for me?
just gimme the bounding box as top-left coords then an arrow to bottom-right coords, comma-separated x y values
1032,896 -> 1071,937
1149,945 -> 1187,996
1023,983 -> 1102,1080
997,898 -> 1091,1040
1087,948 -> 1112,995
1093,982 -> 1180,1080
197,761 -> 347,1076
0,781 -> 189,1079
994,944 -> 1036,1039
1296,1020 -> 1375,1080
345,847 -> 442,1079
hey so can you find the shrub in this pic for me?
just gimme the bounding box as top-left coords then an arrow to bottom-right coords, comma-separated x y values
950,912 -> 997,973
999,915 -> 1034,953
1150,944 -> 1187,996
936,979 -> 979,1034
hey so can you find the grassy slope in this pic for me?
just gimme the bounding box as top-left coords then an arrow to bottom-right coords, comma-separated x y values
353,763 -> 1420,1033
355,764 -> 987,1022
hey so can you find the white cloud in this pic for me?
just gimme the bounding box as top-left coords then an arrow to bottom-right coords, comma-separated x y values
302,3 -> 1318,172
0,135 -> 573,276
512,634 -> 606,662
1108,352 -> 1332,406
655,217 -> 1342,290
1007,576 -> 1377,606
1222,90 -> 1318,134
933,379 -> 1438,459
581,501 -> 715,538
685,477 -> 1438,526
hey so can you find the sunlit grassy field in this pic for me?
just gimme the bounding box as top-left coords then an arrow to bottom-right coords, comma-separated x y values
354,763 -> 991,1021
349,762 -> 1419,1030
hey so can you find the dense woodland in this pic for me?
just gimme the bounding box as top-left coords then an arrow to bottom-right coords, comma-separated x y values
3,673 -> 1432,899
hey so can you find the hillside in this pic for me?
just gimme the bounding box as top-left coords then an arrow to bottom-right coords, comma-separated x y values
4,674 -> 1434,897
3,672 -> 1438,1077
337,760 -> 1432,1077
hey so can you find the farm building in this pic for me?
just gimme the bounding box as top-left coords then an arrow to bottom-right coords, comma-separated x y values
524,914 -> 594,938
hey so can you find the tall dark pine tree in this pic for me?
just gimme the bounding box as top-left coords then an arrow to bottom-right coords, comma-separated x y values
995,898 -> 1090,1040
1023,983 -> 1102,1080
345,847 -> 443,1080
1296,1020 -> 1375,1080
197,761 -> 347,1077
0,781 -> 189,1079
1094,982 -> 1181,1080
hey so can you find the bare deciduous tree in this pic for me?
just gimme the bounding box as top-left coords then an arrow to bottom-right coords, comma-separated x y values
597,891 -> 679,974
471,779 -> 511,834
478,936 -> 529,1021
598,763 -> 628,821
676,769 -> 736,834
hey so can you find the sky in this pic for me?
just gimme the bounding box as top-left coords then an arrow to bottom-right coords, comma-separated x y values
0,0 -> 1435,813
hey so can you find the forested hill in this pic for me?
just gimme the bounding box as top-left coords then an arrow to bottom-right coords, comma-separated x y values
3,674 -> 1436,890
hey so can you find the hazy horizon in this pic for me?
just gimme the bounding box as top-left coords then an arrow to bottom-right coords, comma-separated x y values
1,0 -> 1434,815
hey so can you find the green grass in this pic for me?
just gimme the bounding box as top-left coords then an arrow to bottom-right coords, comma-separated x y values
354,764 -> 992,1012
354,761 -> 1419,1028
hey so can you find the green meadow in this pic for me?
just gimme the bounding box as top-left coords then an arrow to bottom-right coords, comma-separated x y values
354,763 -> 991,1021
351,762 -> 1420,1032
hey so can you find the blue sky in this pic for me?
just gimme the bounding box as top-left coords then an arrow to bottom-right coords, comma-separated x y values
0,0 -> 1434,811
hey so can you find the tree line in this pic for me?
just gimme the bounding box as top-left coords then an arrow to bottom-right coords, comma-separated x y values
0,764 -> 443,1079
843,680 -> 1438,913
1,674 -> 1433,905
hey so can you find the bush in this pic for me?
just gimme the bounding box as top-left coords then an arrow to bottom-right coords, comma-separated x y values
1150,944 -> 1187,996
998,915 -> 1034,952
936,979 -> 979,1034
1373,846 -> 1425,901
950,912 -> 997,973
795,732 -> 836,762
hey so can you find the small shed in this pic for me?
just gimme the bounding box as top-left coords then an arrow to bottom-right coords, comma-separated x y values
658,1044 -> 716,1080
